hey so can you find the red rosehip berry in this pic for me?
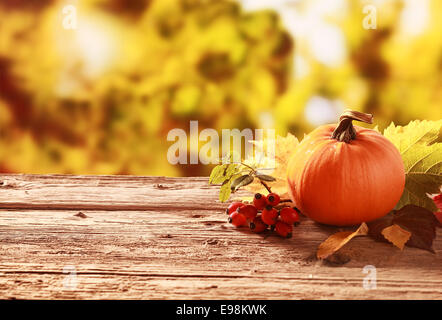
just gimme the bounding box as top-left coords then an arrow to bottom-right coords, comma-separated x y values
275,221 -> 293,238
253,193 -> 267,210
249,216 -> 267,233
279,207 -> 300,225
228,211 -> 247,227
261,205 -> 278,226
226,202 -> 245,215
237,204 -> 258,220
266,193 -> 280,206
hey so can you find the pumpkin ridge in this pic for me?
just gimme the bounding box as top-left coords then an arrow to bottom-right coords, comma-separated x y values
291,138 -> 330,215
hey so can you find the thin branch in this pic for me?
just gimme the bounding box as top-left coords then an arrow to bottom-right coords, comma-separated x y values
259,180 -> 272,193
238,162 -> 256,173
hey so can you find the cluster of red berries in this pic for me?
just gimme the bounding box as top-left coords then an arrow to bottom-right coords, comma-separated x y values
226,193 -> 300,238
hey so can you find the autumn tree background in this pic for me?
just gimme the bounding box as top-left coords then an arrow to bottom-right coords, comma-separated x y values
0,0 -> 441,177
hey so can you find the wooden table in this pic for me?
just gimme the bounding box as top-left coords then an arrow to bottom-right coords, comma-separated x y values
0,174 -> 440,299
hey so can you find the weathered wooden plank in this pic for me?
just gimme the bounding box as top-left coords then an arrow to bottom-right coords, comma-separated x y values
0,174 -> 225,211
0,208 -> 441,299
0,174 -> 440,299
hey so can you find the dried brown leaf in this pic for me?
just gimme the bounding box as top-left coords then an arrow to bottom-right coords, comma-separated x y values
381,224 -> 412,250
368,204 -> 438,253
317,223 -> 368,260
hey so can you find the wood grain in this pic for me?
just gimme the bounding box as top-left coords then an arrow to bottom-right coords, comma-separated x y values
0,174 -> 440,299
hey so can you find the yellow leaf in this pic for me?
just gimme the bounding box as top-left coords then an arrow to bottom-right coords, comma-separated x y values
244,133 -> 299,196
317,223 -> 368,260
381,224 -> 412,250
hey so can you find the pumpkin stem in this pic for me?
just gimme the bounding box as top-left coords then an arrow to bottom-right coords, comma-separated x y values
331,110 -> 373,143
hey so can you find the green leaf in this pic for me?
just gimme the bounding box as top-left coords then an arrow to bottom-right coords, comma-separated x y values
383,120 -> 442,211
255,174 -> 276,182
210,158 -> 243,201
209,163 -> 240,185
231,174 -> 254,192
219,180 -> 232,202
209,165 -> 225,184
224,163 -> 240,179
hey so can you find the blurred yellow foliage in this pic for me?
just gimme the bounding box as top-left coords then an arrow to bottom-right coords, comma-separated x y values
0,0 -> 440,176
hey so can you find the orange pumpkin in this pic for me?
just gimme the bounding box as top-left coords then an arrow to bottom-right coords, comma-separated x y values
287,110 -> 405,226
